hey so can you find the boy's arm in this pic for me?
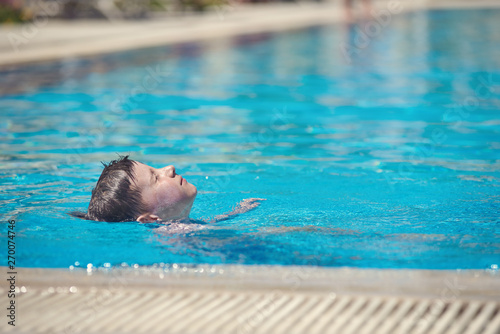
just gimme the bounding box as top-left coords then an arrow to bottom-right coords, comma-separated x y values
209,198 -> 266,223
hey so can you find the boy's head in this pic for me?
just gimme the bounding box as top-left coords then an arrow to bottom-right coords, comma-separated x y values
87,156 -> 197,222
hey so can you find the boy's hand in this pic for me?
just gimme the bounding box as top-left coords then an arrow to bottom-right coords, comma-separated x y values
209,198 -> 266,223
237,198 -> 266,213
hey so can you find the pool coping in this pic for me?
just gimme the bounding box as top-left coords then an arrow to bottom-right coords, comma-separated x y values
1,0 -> 500,67
4,265 -> 500,300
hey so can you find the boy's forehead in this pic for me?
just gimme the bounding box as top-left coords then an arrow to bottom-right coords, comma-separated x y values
135,162 -> 153,171
132,162 -> 152,182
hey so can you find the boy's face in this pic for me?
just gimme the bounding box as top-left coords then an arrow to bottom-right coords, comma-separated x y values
133,162 -> 197,222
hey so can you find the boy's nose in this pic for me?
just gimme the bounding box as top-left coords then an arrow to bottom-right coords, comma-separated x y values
162,165 -> 175,178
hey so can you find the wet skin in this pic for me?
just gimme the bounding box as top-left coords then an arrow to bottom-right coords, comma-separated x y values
133,163 -> 197,223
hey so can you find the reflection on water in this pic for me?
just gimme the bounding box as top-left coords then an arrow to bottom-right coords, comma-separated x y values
0,8 -> 499,269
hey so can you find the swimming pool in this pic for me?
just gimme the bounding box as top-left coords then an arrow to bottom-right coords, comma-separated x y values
1,8 -> 499,270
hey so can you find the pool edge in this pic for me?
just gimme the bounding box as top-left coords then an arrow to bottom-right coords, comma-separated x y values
2,0 -> 500,67
1,265 -> 499,333
3,265 -> 499,300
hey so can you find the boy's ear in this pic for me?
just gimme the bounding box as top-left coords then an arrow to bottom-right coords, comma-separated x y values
136,214 -> 160,223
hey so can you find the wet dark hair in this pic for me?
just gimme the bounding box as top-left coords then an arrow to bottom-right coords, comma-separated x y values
69,155 -> 149,222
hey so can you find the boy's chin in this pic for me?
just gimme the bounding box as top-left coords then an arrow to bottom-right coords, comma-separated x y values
187,183 -> 197,196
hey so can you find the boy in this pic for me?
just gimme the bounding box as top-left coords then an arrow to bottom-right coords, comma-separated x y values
71,156 -> 264,223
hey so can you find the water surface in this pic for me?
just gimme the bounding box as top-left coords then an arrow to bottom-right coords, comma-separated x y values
1,8 -> 499,269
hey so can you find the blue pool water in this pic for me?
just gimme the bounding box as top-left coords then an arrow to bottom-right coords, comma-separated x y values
1,8 -> 499,270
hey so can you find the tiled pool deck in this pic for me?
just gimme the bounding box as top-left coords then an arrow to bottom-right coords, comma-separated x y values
1,265 -> 499,333
2,0 -> 500,332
